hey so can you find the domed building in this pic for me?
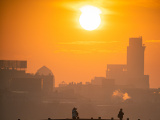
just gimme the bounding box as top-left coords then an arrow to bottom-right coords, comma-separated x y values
36,66 -> 53,76
35,66 -> 55,92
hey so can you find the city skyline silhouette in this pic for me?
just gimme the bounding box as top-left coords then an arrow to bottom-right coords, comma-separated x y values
0,0 -> 160,88
1,37 -> 160,120
0,0 -> 160,120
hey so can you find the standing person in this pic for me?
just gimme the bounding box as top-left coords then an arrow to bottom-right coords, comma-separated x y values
118,108 -> 124,120
72,107 -> 78,119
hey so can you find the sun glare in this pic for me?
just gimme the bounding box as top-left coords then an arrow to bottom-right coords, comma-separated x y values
79,5 -> 101,31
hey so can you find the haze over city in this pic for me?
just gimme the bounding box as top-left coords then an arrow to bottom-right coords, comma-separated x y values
1,0 -> 160,88
0,0 -> 160,120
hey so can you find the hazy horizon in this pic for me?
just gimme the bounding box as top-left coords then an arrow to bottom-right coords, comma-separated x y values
0,0 -> 160,88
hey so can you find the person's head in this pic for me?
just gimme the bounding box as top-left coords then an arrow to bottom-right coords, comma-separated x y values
73,107 -> 77,110
120,108 -> 123,111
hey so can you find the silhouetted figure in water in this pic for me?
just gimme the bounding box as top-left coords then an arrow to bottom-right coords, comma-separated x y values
72,107 -> 78,119
118,108 -> 124,120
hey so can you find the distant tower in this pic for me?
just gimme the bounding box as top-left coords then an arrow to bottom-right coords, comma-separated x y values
127,37 -> 145,76
127,37 -> 149,89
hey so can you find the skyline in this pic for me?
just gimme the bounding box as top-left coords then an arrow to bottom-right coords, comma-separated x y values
0,0 -> 160,88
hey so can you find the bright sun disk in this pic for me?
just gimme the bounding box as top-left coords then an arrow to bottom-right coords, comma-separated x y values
79,5 -> 101,31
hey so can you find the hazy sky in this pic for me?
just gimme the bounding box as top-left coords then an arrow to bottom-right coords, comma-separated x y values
0,0 -> 160,88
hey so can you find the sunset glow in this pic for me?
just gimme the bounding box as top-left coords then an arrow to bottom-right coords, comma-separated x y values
0,0 -> 160,88
1,1 -> 160,120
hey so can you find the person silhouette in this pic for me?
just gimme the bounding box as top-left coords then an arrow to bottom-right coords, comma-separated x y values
118,108 -> 124,120
72,107 -> 78,119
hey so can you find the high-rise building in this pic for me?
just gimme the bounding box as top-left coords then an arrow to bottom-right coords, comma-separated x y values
106,37 -> 149,89
127,37 -> 145,76
127,37 -> 149,89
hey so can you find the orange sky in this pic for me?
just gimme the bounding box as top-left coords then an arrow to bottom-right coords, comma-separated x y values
0,0 -> 160,88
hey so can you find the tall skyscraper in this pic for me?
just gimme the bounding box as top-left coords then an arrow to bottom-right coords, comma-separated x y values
127,37 -> 149,89
106,37 -> 149,89
127,37 -> 145,77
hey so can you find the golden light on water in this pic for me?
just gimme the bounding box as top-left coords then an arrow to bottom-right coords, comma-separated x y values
79,5 -> 101,31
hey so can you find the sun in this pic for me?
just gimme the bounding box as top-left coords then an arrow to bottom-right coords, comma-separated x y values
79,5 -> 101,31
